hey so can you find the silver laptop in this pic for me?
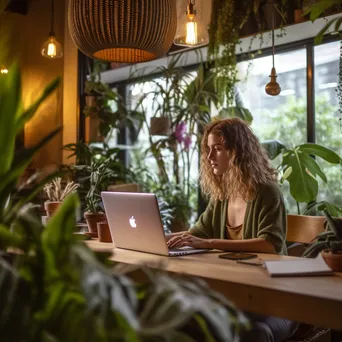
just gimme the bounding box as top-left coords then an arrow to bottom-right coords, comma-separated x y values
101,191 -> 209,256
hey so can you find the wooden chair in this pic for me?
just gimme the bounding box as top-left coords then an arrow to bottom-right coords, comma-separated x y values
286,214 -> 326,244
286,214 -> 326,257
107,183 -> 141,193
285,215 -> 330,342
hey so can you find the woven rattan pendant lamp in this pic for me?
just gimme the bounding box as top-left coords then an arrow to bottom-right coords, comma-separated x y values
68,0 -> 177,63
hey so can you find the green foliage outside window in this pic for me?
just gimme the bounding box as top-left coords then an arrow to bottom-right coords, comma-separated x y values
256,95 -> 342,213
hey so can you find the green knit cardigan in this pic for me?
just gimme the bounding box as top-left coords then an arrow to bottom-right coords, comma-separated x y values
189,182 -> 287,255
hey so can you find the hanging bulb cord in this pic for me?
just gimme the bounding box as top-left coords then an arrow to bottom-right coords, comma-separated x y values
187,0 -> 195,15
50,0 -> 55,35
271,0 -> 275,68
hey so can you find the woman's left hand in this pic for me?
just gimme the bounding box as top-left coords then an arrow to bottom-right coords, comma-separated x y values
167,233 -> 209,249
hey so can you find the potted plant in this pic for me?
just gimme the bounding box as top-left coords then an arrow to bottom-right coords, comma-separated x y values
43,177 -> 80,217
262,140 -> 342,215
304,211 -> 342,271
81,158 -> 123,237
84,59 -> 108,107
0,58 -> 248,341
294,0 -> 305,23
97,219 -> 112,242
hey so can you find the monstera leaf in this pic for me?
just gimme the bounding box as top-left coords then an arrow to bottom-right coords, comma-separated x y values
280,143 -> 341,203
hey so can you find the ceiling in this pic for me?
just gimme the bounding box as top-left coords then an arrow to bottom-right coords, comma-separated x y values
6,0 -> 29,15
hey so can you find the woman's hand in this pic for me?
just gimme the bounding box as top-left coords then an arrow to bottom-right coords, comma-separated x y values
167,232 -> 209,249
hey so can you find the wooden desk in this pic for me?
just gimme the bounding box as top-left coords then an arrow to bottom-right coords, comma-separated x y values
87,240 -> 342,331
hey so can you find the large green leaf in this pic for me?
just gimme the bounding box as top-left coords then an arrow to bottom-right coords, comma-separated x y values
0,224 -> 24,249
3,170 -> 62,225
299,143 -> 341,164
261,140 -> 286,160
15,77 -> 60,132
0,257 -> 31,341
314,17 -> 342,44
0,63 -> 21,176
42,193 -> 80,279
0,128 -> 61,196
281,148 -> 319,203
138,272 -> 248,341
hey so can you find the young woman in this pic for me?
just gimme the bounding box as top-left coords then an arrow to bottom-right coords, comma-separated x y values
167,118 -> 297,342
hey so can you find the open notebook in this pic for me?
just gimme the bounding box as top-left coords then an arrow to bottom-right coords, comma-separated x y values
264,254 -> 333,277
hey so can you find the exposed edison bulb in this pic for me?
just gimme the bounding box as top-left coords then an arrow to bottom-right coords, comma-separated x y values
0,66 -> 8,74
174,2 -> 209,47
185,20 -> 197,45
41,35 -> 63,59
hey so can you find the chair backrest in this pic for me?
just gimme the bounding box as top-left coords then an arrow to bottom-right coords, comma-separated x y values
107,183 -> 141,193
286,214 -> 326,244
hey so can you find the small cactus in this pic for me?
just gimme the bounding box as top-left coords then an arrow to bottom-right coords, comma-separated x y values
44,178 -> 79,202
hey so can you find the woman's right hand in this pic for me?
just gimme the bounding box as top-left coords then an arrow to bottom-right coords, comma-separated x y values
165,232 -> 184,242
167,232 -> 192,248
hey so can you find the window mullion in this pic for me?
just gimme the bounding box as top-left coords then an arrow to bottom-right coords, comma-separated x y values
306,43 -> 315,143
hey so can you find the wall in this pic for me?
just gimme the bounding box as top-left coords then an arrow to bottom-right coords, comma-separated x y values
4,0 -> 65,169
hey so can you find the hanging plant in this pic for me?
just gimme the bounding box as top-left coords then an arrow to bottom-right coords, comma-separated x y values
208,0 -> 290,105
338,40 -> 342,134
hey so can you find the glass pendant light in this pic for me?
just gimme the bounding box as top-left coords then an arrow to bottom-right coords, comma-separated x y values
0,66 -> 8,74
41,0 -> 63,59
265,0 -> 281,96
174,0 -> 209,47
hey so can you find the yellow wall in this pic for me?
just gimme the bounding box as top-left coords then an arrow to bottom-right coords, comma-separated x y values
4,0 -> 66,168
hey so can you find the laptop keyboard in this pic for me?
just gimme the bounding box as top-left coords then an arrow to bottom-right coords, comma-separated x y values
169,246 -> 194,252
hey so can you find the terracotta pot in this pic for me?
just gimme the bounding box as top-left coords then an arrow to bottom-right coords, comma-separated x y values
85,114 -> 104,143
294,9 -> 305,23
85,95 -> 97,107
150,117 -> 170,136
84,212 -> 106,237
97,221 -> 112,243
44,201 -> 62,217
321,250 -> 342,272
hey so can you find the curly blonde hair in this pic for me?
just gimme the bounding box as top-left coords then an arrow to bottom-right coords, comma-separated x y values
200,118 -> 277,201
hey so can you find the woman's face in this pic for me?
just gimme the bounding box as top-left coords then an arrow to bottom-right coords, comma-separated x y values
207,133 -> 230,176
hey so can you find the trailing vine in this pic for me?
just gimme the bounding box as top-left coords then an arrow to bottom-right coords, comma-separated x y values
209,0 -> 250,105
338,40 -> 342,134
208,0 -> 289,105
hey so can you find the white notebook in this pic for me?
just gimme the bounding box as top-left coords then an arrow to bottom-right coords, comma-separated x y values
264,254 -> 333,277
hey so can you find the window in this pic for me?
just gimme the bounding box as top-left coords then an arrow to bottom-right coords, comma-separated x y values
237,48 -> 307,147
314,41 -> 342,209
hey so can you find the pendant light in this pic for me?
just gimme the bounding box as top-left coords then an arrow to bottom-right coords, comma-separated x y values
265,0 -> 281,96
41,0 -> 63,59
173,0 -> 209,47
68,0 -> 177,63
0,66 -> 8,74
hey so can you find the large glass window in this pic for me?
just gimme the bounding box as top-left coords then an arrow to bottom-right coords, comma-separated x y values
115,39 -> 342,217
314,41 -> 342,209
237,49 -> 307,147
236,49 -> 308,213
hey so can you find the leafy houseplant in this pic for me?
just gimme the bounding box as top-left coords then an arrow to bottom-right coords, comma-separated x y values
294,0 -> 305,23
0,62 -> 248,342
303,0 -> 342,45
43,177 -> 79,217
79,158 -> 124,236
83,60 -> 144,143
208,0 -> 288,104
304,211 -> 342,271
263,141 -> 342,216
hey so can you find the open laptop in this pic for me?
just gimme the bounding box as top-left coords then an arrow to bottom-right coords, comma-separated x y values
101,191 -> 209,256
